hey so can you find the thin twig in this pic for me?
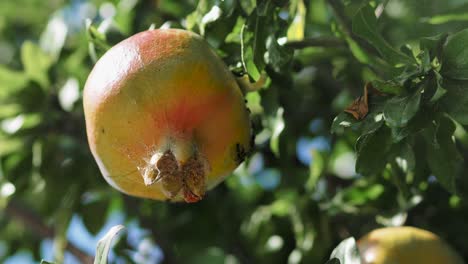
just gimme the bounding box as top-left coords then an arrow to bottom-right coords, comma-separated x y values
327,0 -> 353,36
284,37 -> 346,49
4,200 -> 94,264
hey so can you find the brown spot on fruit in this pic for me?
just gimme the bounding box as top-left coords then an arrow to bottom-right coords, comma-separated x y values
155,150 -> 179,181
249,126 -> 255,149
181,155 -> 206,202
160,170 -> 184,199
234,143 -> 247,165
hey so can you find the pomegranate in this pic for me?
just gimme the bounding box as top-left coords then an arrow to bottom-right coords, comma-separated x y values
83,29 -> 252,202
358,226 -> 463,264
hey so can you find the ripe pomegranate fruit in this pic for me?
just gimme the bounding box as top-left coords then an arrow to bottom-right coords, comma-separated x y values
357,226 -> 463,264
83,29 -> 252,202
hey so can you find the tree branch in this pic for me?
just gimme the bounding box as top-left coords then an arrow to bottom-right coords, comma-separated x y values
284,37 -> 346,49
327,0 -> 353,36
4,200 -> 94,264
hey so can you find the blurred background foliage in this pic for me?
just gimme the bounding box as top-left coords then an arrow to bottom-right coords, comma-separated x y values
1,0 -> 468,263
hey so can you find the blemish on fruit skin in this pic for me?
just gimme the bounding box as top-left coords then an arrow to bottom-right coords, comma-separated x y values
181,155 -> 206,202
249,130 -> 255,150
234,143 -> 247,165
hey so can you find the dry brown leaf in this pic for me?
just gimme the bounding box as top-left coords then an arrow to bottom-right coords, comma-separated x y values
345,83 -> 370,120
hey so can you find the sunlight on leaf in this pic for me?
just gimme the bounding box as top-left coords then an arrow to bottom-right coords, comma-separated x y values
329,237 -> 361,264
270,107 -> 285,157
423,13 -> 468,25
21,41 -> 53,89
441,28 -> 468,80
0,66 -> 28,97
40,12 -> 68,61
94,225 -> 126,264
58,78 -> 80,112
287,0 -> 306,41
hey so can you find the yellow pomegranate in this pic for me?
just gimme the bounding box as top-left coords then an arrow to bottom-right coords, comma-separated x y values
358,226 -> 464,264
83,29 -> 252,202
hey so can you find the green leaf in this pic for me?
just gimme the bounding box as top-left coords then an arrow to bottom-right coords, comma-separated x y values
241,24 -> 261,81
257,0 -> 272,16
85,19 -> 111,62
94,225 -> 126,264
186,0 -> 237,48
441,28 -> 468,80
424,13 -> 468,25
58,78 -> 80,112
156,0 -> 193,17
40,260 -> 55,264
240,0 -> 256,15
400,44 -> 414,59
390,108 -> 433,142
331,112 -> 358,134
417,49 -> 432,74
344,35 -> 371,64
225,16 -> 246,43
308,0 -> 328,24
393,65 -> 422,85
328,237 -> 361,264
306,150 -> 326,192
265,35 -> 293,73
270,107 -> 284,157
391,142 -> 416,173
372,80 -> 404,95
325,259 -> 341,264
39,12 -> 68,61
421,71 -> 447,104
342,182 -> 384,206
113,0 -> 138,35
95,19 -> 127,47
200,6 -> 222,32
0,104 -> 21,119
423,115 -> 462,193
20,41 -> 53,88
383,90 -> 421,128
356,125 -> 392,176
287,0 -> 306,41
241,4 -> 273,81
245,91 -> 263,114
441,79 -> 468,125
0,66 -> 28,98
81,199 -> 110,235
185,0 -> 209,33
359,111 -> 385,136
352,5 -> 413,66
420,33 -> 448,60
